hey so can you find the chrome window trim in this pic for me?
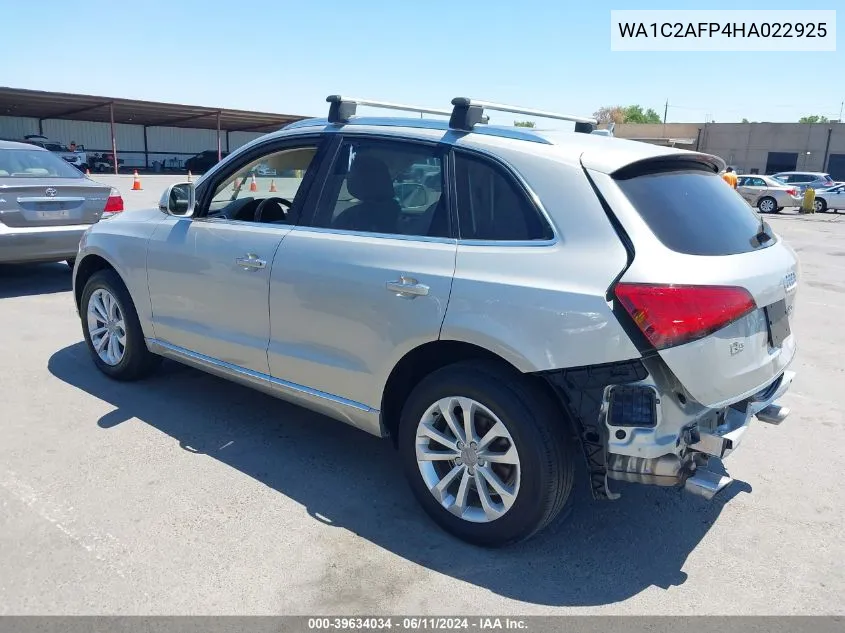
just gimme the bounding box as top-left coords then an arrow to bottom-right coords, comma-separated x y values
286,224 -> 457,245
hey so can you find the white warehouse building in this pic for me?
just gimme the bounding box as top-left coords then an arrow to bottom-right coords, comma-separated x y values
0,87 -> 306,173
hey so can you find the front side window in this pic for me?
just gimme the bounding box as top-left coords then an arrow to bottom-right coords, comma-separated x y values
453,153 -> 553,241
205,145 -> 318,223
0,148 -> 83,178
311,139 -> 449,238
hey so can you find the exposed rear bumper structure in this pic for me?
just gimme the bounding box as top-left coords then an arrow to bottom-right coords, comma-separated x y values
543,361 -> 795,502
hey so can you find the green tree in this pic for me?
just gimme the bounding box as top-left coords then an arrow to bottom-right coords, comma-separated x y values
799,115 -> 829,123
741,118 -> 750,123
514,120 -> 535,128
622,105 -> 662,124
594,105 -> 661,124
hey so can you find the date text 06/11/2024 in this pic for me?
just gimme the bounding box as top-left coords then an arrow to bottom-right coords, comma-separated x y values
307,617 -> 528,630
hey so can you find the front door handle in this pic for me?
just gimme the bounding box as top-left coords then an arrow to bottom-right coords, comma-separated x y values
235,253 -> 267,271
386,276 -> 430,298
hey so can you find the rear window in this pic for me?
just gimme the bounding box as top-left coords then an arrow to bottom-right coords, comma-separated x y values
616,168 -> 771,256
0,148 -> 84,178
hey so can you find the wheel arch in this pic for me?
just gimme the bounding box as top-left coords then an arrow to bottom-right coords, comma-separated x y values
380,339 -> 571,445
74,253 -> 126,313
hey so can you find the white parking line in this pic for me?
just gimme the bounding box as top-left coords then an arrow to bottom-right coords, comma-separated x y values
0,470 -> 131,578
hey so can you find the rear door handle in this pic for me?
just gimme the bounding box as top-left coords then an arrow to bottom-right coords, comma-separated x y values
235,253 -> 267,270
386,276 -> 430,298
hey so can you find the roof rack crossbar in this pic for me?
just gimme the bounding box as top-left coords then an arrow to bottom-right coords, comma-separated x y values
449,97 -> 597,133
327,95 -> 454,124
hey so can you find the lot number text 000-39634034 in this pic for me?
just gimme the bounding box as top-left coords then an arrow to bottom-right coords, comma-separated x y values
610,9 -> 836,52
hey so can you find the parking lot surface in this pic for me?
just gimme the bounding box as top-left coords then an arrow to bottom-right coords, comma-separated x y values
1,212 -> 843,615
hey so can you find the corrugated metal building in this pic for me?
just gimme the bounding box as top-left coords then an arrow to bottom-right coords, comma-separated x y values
0,87 -> 307,172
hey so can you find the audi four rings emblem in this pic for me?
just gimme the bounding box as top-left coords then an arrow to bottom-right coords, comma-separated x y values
45,188 -> 57,197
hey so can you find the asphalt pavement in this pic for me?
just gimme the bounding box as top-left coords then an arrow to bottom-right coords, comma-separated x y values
0,211 -> 843,615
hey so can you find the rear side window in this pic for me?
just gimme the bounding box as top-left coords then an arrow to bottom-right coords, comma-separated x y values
616,168 -> 771,256
454,153 -> 553,241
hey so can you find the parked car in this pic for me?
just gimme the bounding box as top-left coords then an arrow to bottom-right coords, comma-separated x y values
771,171 -> 835,193
22,134 -> 89,172
812,182 -> 845,213
72,96 -> 797,547
736,174 -> 802,212
0,140 -> 123,266
184,150 -> 229,174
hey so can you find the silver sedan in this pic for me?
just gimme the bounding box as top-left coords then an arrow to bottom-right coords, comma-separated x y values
813,183 -> 845,213
0,140 -> 121,266
736,174 -> 803,213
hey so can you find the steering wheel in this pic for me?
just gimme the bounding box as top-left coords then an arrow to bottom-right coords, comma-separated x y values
254,197 -> 293,223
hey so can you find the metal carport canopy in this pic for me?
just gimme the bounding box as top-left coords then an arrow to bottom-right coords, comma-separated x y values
0,86 -> 308,173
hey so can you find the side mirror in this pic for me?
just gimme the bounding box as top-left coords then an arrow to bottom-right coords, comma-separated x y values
159,182 -> 196,217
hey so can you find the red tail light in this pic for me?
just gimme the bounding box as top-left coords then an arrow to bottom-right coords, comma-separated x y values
786,188 -> 797,196
103,188 -> 124,213
614,283 -> 757,349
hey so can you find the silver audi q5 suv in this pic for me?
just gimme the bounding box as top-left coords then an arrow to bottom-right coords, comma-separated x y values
72,96 -> 798,547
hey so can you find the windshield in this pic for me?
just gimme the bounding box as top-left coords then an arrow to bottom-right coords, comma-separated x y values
0,148 -> 84,178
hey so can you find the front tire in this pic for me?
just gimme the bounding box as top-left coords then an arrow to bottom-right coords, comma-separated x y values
814,199 -> 827,213
398,361 -> 575,547
80,269 -> 160,381
758,197 -> 777,213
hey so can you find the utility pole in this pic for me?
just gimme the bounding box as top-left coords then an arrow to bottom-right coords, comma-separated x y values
663,99 -> 668,124
840,100 -> 844,122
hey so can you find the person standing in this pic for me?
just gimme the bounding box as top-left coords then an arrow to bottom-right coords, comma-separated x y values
722,166 -> 738,189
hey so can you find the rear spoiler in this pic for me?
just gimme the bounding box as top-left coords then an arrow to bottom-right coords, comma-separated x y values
612,153 -> 726,180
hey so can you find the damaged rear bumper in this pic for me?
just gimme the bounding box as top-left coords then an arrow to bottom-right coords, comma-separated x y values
541,360 -> 795,501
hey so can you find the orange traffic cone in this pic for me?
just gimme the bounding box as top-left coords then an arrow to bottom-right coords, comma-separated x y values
85,168 -> 91,176
269,179 -> 277,192
131,170 -> 142,191
249,174 -> 257,192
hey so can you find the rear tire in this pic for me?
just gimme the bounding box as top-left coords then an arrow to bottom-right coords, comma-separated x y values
758,197 -> 777,213
814,199 -> 827,213
80,269 -> 160,381
397,360 -> 575,547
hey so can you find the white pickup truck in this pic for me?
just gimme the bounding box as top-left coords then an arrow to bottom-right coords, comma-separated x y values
22,134 -> 89,172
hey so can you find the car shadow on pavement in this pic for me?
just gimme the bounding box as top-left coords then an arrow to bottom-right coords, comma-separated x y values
48,342 -> 751,608
0,263 -> 73,299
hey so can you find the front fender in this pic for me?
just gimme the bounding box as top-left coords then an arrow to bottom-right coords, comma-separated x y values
75,209 -> 167,339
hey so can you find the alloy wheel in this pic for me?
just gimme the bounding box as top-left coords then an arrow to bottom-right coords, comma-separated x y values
415,396 -> 521,523
86,288 -> 127,366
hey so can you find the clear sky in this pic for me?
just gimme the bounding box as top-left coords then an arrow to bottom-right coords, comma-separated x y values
0,1 -> 840,126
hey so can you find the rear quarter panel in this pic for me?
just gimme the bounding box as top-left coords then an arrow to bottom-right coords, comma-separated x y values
440,145 -> 641,372
75,208 -> 166,338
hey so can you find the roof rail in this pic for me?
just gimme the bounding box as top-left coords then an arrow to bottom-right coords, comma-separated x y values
449,97 -> 597,133
326,95 -> 461,124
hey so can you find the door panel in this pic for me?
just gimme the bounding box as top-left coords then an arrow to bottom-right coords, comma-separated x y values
267,228 -> 456,409
147,217 -> 289,373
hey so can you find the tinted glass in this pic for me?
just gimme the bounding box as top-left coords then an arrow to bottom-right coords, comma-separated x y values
0,148 -> 83,178
616,169 -> 771,256
454,153 -> 552,241
312,140 -> 448,238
